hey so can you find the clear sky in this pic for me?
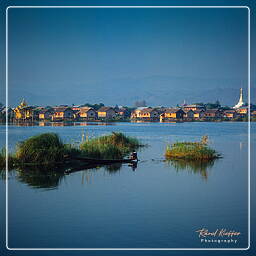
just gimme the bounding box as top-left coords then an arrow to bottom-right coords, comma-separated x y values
1,3 -> 253,106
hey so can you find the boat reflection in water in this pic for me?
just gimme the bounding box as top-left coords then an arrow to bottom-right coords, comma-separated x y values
165,158 -> 218,180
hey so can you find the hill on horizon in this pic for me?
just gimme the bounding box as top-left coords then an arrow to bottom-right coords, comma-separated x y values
5,75 -> 255,107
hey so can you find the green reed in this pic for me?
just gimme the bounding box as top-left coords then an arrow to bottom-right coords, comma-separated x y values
80,132 -> 141,160
0,132 -> 142,169
165,136 -> 220,160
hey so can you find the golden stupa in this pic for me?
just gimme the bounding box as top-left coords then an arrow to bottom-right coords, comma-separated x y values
14,98 -> 33,119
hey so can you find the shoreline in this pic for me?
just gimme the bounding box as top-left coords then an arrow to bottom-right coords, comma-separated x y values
0,120 -> 253,126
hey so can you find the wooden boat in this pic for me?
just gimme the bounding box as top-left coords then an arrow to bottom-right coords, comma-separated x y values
70,156 -> 138,164
63,157 -> 138,174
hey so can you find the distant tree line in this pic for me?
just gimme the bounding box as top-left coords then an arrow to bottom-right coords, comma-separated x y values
192,100 -> 221,109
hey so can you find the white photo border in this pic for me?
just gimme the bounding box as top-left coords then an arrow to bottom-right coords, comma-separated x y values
5,5 -> 251,251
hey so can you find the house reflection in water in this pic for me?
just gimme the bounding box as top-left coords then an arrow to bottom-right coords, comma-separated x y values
38,121 -> 114,127
166,159 -> 217,180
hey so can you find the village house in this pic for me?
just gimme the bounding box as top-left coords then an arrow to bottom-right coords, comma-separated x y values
223,110 -> 237,119
236,106 -> 248,116
52,107 -> 74,121
193,110 -> 205,119
154,107 -> 166,114
160,108 -> 185,122
251,110 -> 256,118
78,107 -> 97,120
31,107 -> 44,120
183,104 -> 205,112
131,107 -> 159,120
72,105 -> 82,111
131,107 -> 147,119
183,109 -> 194,119
39,108 -> 54,120
114,107 -> 130,118
72,106 -> 85,119
1,107 -> 15,121
33,106 -> 44,112
97,107 -> 116,119
203,109 -> 222,119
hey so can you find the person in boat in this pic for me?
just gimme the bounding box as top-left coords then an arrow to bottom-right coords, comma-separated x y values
130,151 -> 138,161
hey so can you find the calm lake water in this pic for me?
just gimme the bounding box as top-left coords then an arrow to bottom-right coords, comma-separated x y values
0,122 -> 254,249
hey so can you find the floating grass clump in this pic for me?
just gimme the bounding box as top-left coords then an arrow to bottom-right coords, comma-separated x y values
80,132 -> 141,160
15,133 -> 79,164
165,136 -> 220,160
0,132 -> 142,170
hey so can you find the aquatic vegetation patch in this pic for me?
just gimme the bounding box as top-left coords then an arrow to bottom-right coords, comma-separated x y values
80,132 -> 142,160
10,133 -> 80,166
15,133 -> 73,164
0,132 -> 143,170
165,136 -> 220,160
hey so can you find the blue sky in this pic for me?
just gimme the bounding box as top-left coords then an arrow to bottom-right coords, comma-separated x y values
1,3 -> 253,106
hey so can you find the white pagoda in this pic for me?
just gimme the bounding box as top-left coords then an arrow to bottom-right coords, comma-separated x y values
233,88 -> 244,109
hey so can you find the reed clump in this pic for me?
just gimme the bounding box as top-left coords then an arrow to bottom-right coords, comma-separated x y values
165,136 -> 220,160
0,132 -> 142,169
80,132 -> 141,159
15,133 -> 79,164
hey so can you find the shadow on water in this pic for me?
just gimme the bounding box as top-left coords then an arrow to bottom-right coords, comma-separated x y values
3,161 -> 138,190
16,167 -> 66,190
104,163 -> 122,173
165,159 -> 218,180
0,169 -> 15,181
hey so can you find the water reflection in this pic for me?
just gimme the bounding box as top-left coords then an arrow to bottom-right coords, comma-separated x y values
0,169 -> 15,180
10,122 -> 115,127
104,163 -> 122,173
16,167 -> 66,190
165,159 -> 217,180
12,162 -> 137,189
